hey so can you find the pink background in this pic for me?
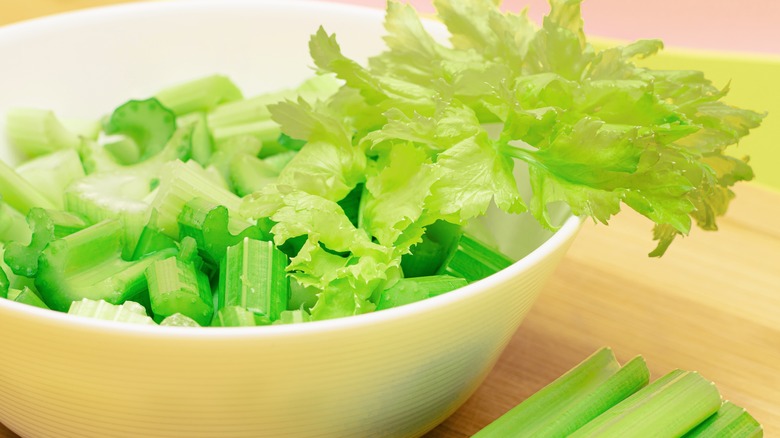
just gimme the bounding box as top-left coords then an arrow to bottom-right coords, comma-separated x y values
322,0 -> 780,55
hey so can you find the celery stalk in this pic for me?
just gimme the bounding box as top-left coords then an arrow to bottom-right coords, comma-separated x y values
145,257 -> 213,326
0,201 -> 32,244
68,298 -> 155,325
7,286 -> 49,309
0,159 -> 57,214
439,232 -> 514,282
473,348 -> 624,437
103,98 -> 176,161
5,108 -> 81,157
571,370 -> 722,437
15,149 -> 86,209
155,75 -> 243,116
160,313 -> 201,327
211,306 -> 272,327
683,401 -> 763,438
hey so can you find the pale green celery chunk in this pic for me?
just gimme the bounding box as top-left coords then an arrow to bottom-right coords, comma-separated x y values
15,149 -> 85,209
5,108 -> 81,157
160,313 -> 202,327
6,286 -> 49,309
0,159 -> 57,214
68,298 -> 156,325
683,401 -> 763,438
155,75 -> 243,116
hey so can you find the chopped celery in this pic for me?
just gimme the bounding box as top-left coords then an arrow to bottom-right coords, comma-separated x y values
0,201 -> 31,244
4,208 -> 88,277
439,232 -> 514,282
178,198 -> 268,265
145,256 -> 213,326
160,312 -> 201,327
401,220 -> 462,278
218,238 -> 289,321
683,401 -> 763,438
78,138 -> 122,174
375,275 -> 467,310
103,137 -> 140,165
229,154 -> 279,196
0,265 -> 8,298
570,370 -> 722,437
189,113 -> 213,166
155,75 -> 243,116
0,159 -> 57,214
151,160 -> 244,238
35,219 -> 175,311
6,286 -> 49,309
209,135 -> 263,185
277,309 -> 311,324
60,117 -> 102,140
5,108 -> 81,157
103,98 -> 176,161
68,298 -> 155,325
211,306 -> 272,327
211,120 -> 281,152
15,149 -> 86,209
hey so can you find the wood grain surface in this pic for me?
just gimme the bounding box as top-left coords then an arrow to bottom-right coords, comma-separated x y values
1,2 -> 778,437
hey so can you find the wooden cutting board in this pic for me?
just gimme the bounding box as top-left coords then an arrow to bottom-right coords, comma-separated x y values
1,2 -> 778,437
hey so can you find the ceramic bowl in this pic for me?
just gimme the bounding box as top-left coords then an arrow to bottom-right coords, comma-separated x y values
0,1 -> 581,437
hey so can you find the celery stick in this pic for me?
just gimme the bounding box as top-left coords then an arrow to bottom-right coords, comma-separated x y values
103,98 -> 176,161
683,401 -> 763,438
68,298 -> 155,325
160,313 -> 201,327
155,75 -> 243,116
375,275 -> 467,310
7,286 -> 49,309
0,159 -> 57,214
5,108 -> 81,157
473,348 -> 622,438
151,160 -> 244,238
189,113 -> 213,166
219,238 -> 289,321
4,208 -> 88,277
35,220 -> 176,311
212,120 -> 281,150
401,220 -> 462,278
145,257 -> 213,326
177,198 -> 268,265
131,222 -> 178,260
439,232 -> 514,282
571,370 -> 722,437
0,201 -> 31,244
211,306 -> 272,327
15,149 -> 85,209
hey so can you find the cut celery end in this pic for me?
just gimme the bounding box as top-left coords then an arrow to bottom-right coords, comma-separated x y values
219,238 -> 289,321
7,286 -> 49,309
0,159 -> 57,214
4,208 -> 88,278
160,312 -> 201,327
683,401 -> 763,438
131,222 -> 178,260
68,298 -> 155,325
177,197 -> 268,265
145,257 -> 213,326
212,306 -> 272,327
151,160 -> 244,239
439,232 -> 514,282
15,149 -> 86,209
5,108 -> 81,157
473,348 -> 622,438
103,98 -> 177,161
229,153 -> 279,197
375,275 -> 467,310
155,75 -> 243,116
402,220 -> 462,278
570,370 -> 722,437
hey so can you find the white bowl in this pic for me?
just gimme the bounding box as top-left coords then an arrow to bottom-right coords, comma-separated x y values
0,1 -> 581,437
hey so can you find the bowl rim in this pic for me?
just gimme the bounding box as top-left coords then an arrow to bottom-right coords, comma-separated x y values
0,0 -> 584,340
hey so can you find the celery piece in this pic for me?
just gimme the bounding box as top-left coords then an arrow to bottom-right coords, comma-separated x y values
337,183 -> 363,228
103,98 -> 176,161
61,117 -> 102,141
145,257 -> 213,326
229,154 -> 279,197
176,236 -> 203,267
7,286 -> 49,309
473,348 -> 623,438
439,232 -> 514,282
0,266 -> 8,298
68,299 -> 155,325
131,222 -> 178,260
0,201 -> 31,244
15,149 -> 86,209
78,139 -> 121,174
219,238 -> 289,321
0,159 -> 57,214
209,135 -> 263,185
151,160 -> 243,238
277,309 -> 311,324
5,108 -> 81,157
160,312 -> 201,327
178,197 -> 268,265
35,219 -> 176,311
401,220 -> 462,278
103,137 -> 140,165
683,401 -> 763,438
190,113 -> 213,166
212,120 -> 281,153
375,275 -> 467,310
4,208 -> 88,277
571,370 -> 722,437
211,306 -> 272,327
155,75 -> 243,116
